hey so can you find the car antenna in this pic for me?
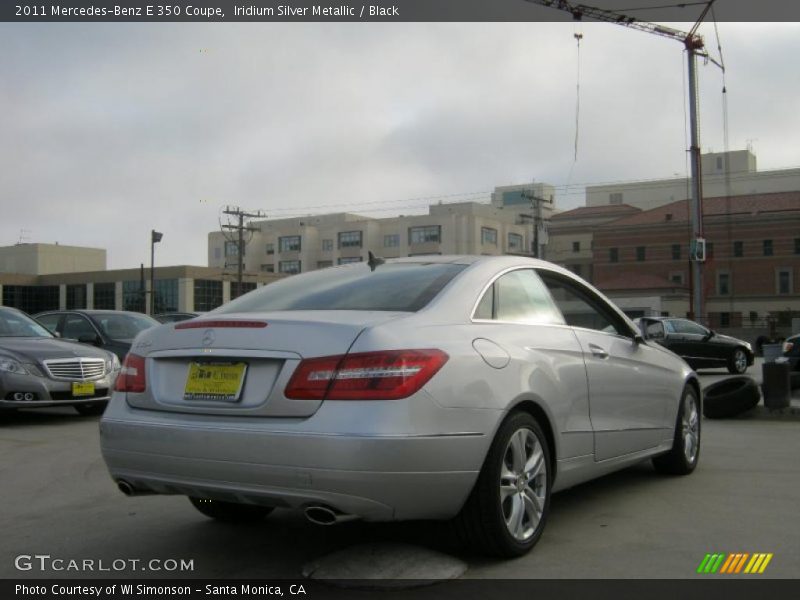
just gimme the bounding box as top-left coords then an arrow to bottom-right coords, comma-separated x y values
367,251 -> 385,272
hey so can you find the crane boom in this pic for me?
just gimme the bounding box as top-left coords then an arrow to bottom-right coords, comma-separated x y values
523,0 -> 707,50
522,0 -> 719,323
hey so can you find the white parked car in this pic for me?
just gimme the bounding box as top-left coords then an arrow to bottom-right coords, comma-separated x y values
101,256 -> 700,557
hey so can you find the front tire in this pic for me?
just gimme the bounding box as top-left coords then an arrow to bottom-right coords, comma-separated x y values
727,348 -> 749,374
454,412 -> 551,557
189,497 -> 274,523
653,386 -> 700,475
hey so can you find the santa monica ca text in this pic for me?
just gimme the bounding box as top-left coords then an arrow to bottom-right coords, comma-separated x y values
15,584 -> 306,596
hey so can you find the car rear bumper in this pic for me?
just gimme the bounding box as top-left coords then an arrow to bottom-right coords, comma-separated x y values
100,396 -> 494,521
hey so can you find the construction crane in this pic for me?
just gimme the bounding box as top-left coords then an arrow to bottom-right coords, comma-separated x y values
523,0 -> 719,322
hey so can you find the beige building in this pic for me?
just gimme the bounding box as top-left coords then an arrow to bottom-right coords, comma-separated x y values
586,150 -> 800,211
208,198 -> 550,274
0,243 -> 106,275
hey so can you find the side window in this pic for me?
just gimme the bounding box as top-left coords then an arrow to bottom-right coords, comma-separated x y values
645,320 -> 665,340
473,269 -> 563,325
62,315 -> 96,340
36,314 -> 61,335
673,320 -> 707,335
663,320 -> 677,333
537,271 -> 631,337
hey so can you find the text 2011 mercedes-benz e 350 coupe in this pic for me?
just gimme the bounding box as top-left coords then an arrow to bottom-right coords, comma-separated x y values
101,256 -> 701,557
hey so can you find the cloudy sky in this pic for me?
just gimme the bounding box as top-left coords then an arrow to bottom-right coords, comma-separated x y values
1,20 -> 798,269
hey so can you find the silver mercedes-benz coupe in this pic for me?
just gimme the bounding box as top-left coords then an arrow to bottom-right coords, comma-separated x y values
100,256 -> 700,557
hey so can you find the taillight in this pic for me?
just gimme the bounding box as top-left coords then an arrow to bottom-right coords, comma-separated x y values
285,349 -> 448,401
114,353 -> 146,393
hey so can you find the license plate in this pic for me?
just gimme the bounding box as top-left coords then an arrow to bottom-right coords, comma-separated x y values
72,382 -> 95,397
184,362 -> 247,402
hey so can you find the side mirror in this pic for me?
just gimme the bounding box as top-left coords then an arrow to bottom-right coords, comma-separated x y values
78,333 -> 101,346
633,333 -> 645,345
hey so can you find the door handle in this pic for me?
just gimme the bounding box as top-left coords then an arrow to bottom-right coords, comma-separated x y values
588,344 -> 609,359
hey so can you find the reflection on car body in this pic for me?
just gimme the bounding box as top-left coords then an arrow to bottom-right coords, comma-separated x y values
101,256 -> 700,557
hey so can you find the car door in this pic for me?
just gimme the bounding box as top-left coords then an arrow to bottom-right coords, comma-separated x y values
537,270 -> 675,462
35,313 -> 63,337
670,319 -> 714,366
62,314 -> 102,346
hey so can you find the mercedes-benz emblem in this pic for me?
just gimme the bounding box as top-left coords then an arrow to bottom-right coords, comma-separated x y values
202,329 -> 216,347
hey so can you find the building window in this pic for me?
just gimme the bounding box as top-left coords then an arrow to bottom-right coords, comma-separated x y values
384,234 -> 400,248
66,284 -> 87,310
338,231 -> 362,249
716,156 -> 724,171
2,285 -> 59,314
672,244 -> 681,260
763,239 -> 773,256
717,271 -> 731,296
636,246 -> 646,262
733,241 -> 743,257
720,312 -> 730,327
122,280 -> 146,313
481,227 -> 498,246
572,241 -> 580,253
609,248 -> 619,263
265,243 -> 274,255
231,281 -> 257,300
609,192 -> 623,205
706,242 -> 714,259
795,238 -> 800,255
338,257 -> 362,265
153,279 -> 178,313
317,261 -> 333,269
777,269 -> 792,295
669,272 -> 685,285
279,236 -> 301,253
508,233 -> 523,252
224,241 -> 240,257
260,264 -> 274,273
279,260 -> 301,274
93,282 -> 116,310
321,239 -> 333,252
749,311 -> 758,324
193,280 -> 223,311
409,225 -> 441,245
214,247 -> 222,260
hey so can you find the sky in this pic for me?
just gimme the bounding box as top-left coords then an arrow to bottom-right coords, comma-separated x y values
1,20 -> 799,269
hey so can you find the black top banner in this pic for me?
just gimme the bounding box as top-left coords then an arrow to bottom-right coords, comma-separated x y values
3,0 -> 800,23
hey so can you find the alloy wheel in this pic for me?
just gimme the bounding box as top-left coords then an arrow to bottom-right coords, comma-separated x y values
682,394 -> 700,464
499,428 -> 547,542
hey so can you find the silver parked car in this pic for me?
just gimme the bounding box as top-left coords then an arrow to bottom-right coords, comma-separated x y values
0,307 -> 120,416
101,256 -> 701,557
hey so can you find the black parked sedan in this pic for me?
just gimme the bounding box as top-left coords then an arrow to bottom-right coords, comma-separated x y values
0,307 -> 119,415
636,317 -> 754,374
34,310 -> 159,361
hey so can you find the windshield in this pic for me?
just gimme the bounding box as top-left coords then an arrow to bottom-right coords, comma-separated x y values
95,313 -> 158,341
217,262 -> 468,313
0,309 -> 53,338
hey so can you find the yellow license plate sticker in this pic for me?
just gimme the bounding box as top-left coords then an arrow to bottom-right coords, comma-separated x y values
72,382 -> 95,397
184,362 -> 247,402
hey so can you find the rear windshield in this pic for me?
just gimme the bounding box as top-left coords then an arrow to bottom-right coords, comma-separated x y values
216,262 -> 467,313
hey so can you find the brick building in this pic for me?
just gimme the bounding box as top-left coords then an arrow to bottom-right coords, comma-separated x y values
590,192 -> 800,326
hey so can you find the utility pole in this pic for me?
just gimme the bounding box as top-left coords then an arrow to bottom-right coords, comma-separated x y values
221,206 -> 266,297
520,186 -> 549,259
522,0 -> 721,322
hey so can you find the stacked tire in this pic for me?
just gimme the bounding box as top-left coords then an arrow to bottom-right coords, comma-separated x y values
703,376 -> 760,419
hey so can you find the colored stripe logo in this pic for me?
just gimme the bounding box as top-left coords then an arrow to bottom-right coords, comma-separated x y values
697,553 -> 773,574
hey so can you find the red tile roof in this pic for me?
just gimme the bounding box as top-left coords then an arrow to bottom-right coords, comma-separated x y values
601,191 -> 800,227
551,204 -> 641,220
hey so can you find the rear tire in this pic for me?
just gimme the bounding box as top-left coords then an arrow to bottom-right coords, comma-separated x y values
74,402 -> 107,416
189,497 -> 274,522
653,386 -> 700,475
453,412 -> 551,557
727,348 -> 749,374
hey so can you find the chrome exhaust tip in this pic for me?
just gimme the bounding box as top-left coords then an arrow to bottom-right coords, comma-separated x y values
304,505 -> 359,526
117,480 -> 135,496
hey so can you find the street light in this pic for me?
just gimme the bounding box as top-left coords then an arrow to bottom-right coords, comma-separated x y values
150,230 -> 163,315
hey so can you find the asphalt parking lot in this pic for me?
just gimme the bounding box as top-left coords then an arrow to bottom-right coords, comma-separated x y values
1,361 -> 798,581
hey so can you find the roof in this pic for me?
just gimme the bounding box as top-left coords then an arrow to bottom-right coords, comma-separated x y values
597,273 -> 688,292
551,204 -> 641,221
603,191 -> 800,228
